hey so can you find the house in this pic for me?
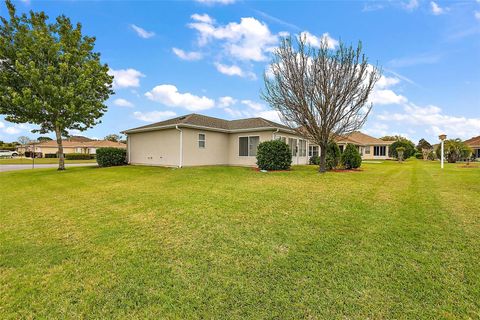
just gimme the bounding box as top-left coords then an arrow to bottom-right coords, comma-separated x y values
122,113 -> 392,167
465,136 -> 480,158
335,131 -> 394,160
17,136 -> 126,157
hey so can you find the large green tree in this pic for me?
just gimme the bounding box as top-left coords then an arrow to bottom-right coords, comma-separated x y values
0,0 -> 113,170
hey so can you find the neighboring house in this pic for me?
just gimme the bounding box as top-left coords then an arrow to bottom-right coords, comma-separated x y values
122,113 -> 392,167
335,132 -> 394,160
17,136 -> 126,157
465,136 -> 480,158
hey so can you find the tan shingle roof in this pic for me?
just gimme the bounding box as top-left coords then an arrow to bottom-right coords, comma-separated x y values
336,132 -> 394,146
465,136 -> 480,147
123,113 -> 292,133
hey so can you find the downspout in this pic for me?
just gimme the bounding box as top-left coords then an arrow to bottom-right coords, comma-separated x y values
272,128 -> 279,140
175,125 -> 183,168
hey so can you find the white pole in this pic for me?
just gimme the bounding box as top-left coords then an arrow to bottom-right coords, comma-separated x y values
441,140 -> 444,169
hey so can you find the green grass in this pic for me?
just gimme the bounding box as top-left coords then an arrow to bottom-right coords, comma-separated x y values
1,160 -> 479,319
0,158 -> 96,165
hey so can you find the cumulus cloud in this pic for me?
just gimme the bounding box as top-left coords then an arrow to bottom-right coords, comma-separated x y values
0,121 -> 4,129
133,111 -> 177,122
3,126 -> 22,135
299,31 -> 339,49
430,1 -> 446,15
109,68 -> 145,89
223,107 -> 244,117
475,11 -> 480,20
403,0 -> 419,10
370,89 -> 408,105
113,98 -> 134,108
377,103 -> 480,139
191,13 -> 215,24
241,100 -> 265,111
130,24 -> 155,39
172,48 -> 203,61
214,63 -> 256,79
145,85 -> 215,111
217,96 -> 237,108
188,15 -> 278,61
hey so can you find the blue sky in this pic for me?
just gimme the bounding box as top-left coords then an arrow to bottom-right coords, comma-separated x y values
1,0 -> 479,144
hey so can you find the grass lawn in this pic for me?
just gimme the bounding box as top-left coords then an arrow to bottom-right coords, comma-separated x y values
0,158 -> 96,165
1,160 -> 479,319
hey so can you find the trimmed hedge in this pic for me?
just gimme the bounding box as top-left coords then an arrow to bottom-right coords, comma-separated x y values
45,153 -> 57,158
96,147 -> 127,167
65,153 -> 94,160
326,141 -> 341,170
256,140 -> 292,171
341,143 -> 362,169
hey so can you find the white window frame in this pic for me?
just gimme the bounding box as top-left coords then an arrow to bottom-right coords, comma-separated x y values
239,135 -> 260,157
309,145 -> 319,157
198,133 -> 206,149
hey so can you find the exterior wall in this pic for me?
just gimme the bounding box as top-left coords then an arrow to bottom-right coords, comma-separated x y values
227,131 -> 274,166
362,145 -> 391,160
182,128 -> 230,166
128,129 -> 180,166
34,146 -> 76,155
273,131 -> 310,165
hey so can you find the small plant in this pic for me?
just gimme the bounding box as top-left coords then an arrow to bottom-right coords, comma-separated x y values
396,146 -> 406,162
309,155 -> 320,165
340,143 -> 362,169
256,140 -> 292,171
96,147 -> 127,167
326,141 -> 341,170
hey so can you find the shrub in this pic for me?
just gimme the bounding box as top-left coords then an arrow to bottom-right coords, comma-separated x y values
96,147 -> 127,167
65,153 -> 94,160
325,141 -> 341,170
309,155 -> 320,165
341,143 -> 362,169
390,139 -> 416,159
256,140 -> 292,171
414,152 -> 423,159
435,139 -> 472,163
396,146 -> 406,162
427,150 -> 436,161
45,153 -> 57,158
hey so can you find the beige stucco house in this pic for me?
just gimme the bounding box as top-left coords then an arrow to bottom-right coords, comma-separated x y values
17,136 -> 126,157
465,136 -> 480,158
123,113 -> 393,167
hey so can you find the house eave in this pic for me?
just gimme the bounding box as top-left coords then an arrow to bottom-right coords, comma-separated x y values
122,124 -> 296,135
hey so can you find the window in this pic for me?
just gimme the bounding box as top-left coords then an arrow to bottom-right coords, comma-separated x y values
374,146 -> 386,156
239,136 -> 260,156
309,145 -> 319,157
299,140 -> 307,157
288,138 -> 297,156
275,136 -> 286,143
339,145 -> 344,153
365,146 -> 370,154
198,133 -> 206,148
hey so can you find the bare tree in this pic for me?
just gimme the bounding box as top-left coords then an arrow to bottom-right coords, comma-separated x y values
262,36 -> 380,172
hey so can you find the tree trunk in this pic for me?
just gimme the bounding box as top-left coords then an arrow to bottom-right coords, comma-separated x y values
318,142 -> 327,173
55,128 -> 65,171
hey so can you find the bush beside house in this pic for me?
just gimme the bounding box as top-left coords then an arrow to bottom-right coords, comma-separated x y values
326,141 -> 341,170
65,153 -> 94,160
256,140 -> 292,171
96,147 -> 127,167
341,143 -> 362,169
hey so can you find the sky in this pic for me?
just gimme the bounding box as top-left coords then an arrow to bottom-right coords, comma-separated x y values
0,0 -> 479,144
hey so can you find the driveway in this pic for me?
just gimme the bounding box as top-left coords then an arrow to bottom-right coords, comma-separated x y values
0,163 -> 97,172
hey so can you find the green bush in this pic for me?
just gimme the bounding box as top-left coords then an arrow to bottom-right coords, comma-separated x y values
414,152 -> 423,159
389,140 -> 416,159
326,141 -> 341,170
65,153 -> 94,160
427,151 -> 436,161
96,147 -> 127,167
341,143 -> 362,169
45,153 -> 57,158
256,140 -> 292,170
309,155 -> 320,165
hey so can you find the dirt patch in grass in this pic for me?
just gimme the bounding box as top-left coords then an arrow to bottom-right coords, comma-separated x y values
331,168 -> 363,173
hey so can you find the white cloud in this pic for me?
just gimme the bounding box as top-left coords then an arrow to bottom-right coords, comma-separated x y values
188,15 -> 278,61
430,1 -> 446,15
109,68 -> 145,89
145,84 -> 215,111
3,126 -> 22,135
217,96 -> 237,108
194,0 -> 236,5
299,31 -> 339,49
0,121 -> 4,129
113,98 -> 134,108
256,110 -> 282,123
403,0 -> 419,10
133,111 -> 177,122
475,11 -> 480,20
214,63 -> 256,79
241,100 -> 265,111
172,48 -> 203,61
223,107 -> 244,117
377,103 -> 480,139
130,24 -> 155,39
370,89 -> 408,105
191,13 -> 214,24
